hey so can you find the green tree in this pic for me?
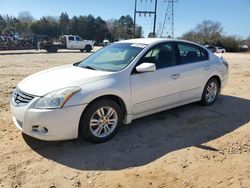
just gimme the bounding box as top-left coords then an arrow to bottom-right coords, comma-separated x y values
2,12 -> 143,44
181,31 -> 199,42
220,36 -> 240,52
77,15 -> 87,38
6,17 -> 26,35
134,25 -> 143,38
95,16 -> 108,43
69,16 -> 79,35
18,11 -> 34,23
30,17 -> 60,37
148,32 -> 156,38
85,15 -> 96,40
0,15 -> 7,33
59,12 -> 70,34
107,15 -> 137,41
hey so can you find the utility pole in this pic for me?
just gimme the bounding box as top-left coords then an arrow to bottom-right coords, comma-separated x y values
134,0 -> 137,38
171,0 -> 174,38
134,0 -> 158,38
161,0 -> 177,38
153,0 -> 158,37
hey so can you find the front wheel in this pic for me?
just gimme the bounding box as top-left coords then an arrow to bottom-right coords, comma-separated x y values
79,99 -> 122,143
200,78 -> 220,106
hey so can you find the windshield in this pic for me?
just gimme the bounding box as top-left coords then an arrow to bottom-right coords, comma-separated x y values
77,43 -> 145,71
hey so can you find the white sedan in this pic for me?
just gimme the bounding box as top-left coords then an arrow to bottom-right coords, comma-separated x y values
215,46 -> 226,53
10,38 -> 228,143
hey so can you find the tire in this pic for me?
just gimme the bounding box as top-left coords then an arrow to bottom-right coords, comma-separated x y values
80,49 -> 84,52
85,45 -> 92,52
79,99 -> 122,143
200,78 -> 220,106
46,47 -> 58,53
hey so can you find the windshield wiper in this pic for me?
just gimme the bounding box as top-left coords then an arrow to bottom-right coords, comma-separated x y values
74,63 -> 98,70
73,61 -> 81,66
83,66 -> 97,70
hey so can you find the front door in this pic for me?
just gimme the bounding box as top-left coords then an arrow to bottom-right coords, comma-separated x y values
131,42 -> 180,115
75,36 -> 83,49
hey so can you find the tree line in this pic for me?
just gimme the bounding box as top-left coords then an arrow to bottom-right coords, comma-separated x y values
180,20 -> 250,52
1,12 -> 249,51
0,11 -> 143,43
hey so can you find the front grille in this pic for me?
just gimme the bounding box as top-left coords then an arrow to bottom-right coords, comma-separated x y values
12,88 -> 34,106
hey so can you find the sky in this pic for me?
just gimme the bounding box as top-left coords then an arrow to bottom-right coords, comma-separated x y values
0,0 -> 249,38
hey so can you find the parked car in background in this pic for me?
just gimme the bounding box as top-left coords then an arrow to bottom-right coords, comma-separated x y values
215,46 -> 226,53
103,39 -> 110,46
204,45 -> 217,53
11,38 -> 228,143
239,44 -> 249,52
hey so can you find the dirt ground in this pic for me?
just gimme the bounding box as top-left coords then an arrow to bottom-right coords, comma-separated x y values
0,49 -> 249,188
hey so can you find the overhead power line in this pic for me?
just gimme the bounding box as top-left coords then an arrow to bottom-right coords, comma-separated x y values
133,0 -> 178,38
134,0 -> 158,38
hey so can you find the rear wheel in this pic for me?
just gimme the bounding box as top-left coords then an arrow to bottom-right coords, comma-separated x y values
200,78 -> 219,106
80,49 -> 84,52
79,99 -> 122,143
85,45 -> 92,52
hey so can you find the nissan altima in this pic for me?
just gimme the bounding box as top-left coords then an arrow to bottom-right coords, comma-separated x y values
10,38 -> 228,143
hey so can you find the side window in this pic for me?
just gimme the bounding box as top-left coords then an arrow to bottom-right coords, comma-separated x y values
76,37 -> 82,41
177,43 -> 208,64
200,47 -> 208,61
68,36 -> 75,41
140,43 -> 175,69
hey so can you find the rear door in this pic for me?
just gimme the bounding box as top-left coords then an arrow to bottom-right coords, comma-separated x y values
175,42 -> 210,102
131,42 -> 180,115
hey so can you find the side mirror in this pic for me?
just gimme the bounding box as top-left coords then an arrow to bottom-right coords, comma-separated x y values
136,63 -> 156,73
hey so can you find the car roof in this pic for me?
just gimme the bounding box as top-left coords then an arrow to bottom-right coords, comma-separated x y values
117,38 -> 172,45
117,38 -> 205,47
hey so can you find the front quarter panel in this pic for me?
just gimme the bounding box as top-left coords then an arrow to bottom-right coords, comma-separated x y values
65,73 -> 132,115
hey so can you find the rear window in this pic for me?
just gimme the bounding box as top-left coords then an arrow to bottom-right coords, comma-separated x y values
69,36 -> 74,41
177,43 -> 208,64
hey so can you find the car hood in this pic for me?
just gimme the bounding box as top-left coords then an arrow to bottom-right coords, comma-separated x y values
18,65 -> 112,96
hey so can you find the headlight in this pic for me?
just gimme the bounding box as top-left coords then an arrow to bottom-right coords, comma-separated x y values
34,87 -> 81,109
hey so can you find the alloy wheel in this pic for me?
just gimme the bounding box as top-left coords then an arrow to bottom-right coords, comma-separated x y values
205,82 -> 218,103
89,106 -> 118,138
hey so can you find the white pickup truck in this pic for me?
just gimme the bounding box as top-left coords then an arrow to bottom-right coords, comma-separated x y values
41,35 -> 94,53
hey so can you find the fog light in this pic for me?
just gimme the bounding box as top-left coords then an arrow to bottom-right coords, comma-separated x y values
32,125 -> 48,134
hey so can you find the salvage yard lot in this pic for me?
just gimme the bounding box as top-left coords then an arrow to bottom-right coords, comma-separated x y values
0,49 -> 250,188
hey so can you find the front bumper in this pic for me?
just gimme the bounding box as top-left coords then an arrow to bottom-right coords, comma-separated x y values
10,98 -> 87,141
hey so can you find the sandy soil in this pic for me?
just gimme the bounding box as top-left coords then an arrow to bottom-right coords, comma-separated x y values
0,49 -> 249,188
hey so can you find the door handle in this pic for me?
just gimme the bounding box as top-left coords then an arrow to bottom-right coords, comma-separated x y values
204,65 -> 211,70
171,74 -> 180,80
